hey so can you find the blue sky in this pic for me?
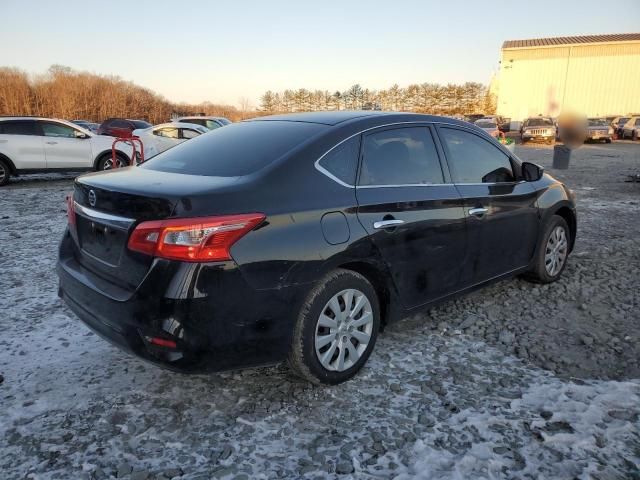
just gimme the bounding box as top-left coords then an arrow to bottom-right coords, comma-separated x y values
2,0 -> 638,107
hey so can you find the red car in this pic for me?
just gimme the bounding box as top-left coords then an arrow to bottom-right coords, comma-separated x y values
97,118 -> 152,137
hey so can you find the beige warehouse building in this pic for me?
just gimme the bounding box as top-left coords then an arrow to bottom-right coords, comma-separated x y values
497,33 -> 640,121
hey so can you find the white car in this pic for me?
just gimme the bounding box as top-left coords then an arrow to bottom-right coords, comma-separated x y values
620,116 -> 640,141
132,122 -> 209,159
0,117 -> 134,186
173,116 -> 231,130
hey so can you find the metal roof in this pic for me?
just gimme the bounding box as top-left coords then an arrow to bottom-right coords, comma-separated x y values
502,33 -> 640,49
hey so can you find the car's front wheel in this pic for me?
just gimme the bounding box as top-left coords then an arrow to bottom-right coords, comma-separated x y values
0,158 -> 10,186
289,269 -> 380,384
524,215 -> 571,284
97,153 -> 128,171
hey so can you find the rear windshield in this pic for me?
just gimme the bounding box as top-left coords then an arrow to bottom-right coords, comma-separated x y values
132,120 -> 152,128
475,120 -> 496,128
588,118 -> 608,126
526,118 -> 553,127
141,120 -> 327,177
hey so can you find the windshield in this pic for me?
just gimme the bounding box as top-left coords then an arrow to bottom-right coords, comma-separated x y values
475,120 -> 496,128
526,118 -> 553,127
618,117 -> 630,124
588,118 -> 608,126
141,120 -> 327,177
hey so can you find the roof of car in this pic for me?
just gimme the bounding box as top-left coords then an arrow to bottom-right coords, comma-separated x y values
247,111 -> 470,127
176,116 -> 228,121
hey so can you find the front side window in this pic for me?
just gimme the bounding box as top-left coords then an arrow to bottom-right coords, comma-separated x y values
41,122 -> 78,138
359,127 -> 444,186
440,127 -> 515,184
318,135 -> 360,185
181,128 -> 201,139
154,127 -> 179,139
0,120 -> 37,135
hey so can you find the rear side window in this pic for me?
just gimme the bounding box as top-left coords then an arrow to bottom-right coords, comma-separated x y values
359,127 -> 444,186
0,120 -> 37,135
439,127 -> 515,183
318,136 -> 360,185
142,120 -> 327,177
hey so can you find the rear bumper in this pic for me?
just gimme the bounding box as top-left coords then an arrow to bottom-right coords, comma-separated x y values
57,230 -> 304,373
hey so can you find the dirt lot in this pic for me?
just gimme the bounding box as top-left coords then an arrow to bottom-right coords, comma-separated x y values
0,142 -> 639,479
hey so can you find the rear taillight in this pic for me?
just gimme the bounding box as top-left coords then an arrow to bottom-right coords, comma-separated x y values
66,194 -> 76,227
127,213 -> 265,262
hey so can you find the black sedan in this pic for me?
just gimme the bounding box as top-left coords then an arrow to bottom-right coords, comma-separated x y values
58,111 -> 577,384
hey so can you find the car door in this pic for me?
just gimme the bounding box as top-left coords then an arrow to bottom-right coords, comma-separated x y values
355,125 -> 467,309
0,120 -> 45,169
436,125 -> 539,285
38,121 -> 93,168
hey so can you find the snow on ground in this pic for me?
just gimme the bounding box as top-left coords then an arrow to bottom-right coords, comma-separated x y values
1,143 -> 639,479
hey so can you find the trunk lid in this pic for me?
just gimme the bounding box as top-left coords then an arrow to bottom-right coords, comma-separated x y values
70,167 -> 241,290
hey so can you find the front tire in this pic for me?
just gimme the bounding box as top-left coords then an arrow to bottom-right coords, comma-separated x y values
633,131 -> 638,141
0,158 -> 10,186
97,153 -> 128,171
288,269 -> 380,385
524,215 -> 570,284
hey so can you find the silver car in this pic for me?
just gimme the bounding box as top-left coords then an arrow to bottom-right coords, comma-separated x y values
520,117 -> 556,144
585,118 -> 613,143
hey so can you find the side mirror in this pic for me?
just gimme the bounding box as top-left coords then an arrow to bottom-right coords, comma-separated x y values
522,162 -> 544,182
74,131 -> 90,139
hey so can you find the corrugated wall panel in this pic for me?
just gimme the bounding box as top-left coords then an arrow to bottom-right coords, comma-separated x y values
497,42 -> 640,120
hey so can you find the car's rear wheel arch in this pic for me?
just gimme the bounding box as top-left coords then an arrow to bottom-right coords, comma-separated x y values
336,261 -> 393,327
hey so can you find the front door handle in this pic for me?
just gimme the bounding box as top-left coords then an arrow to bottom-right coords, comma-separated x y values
373,219 -> 405,229
46,141 -> 58,145
468,207 -> 488,217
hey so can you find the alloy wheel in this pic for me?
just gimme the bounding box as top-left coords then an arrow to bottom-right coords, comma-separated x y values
102,157 -> 126,170
314,288 -> 374,372
0,163 -> 6,184
544,226 -> 568,276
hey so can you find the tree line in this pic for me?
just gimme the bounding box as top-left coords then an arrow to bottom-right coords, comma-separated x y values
260,82 -> 496,115
0,65 -> 242,123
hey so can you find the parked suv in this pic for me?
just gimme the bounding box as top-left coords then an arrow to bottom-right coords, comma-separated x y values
97,118 -> 152,137
520,117 -> 556,144
0,117 -> 133,186
58,111 -> 576,384
174,116 -> 231,130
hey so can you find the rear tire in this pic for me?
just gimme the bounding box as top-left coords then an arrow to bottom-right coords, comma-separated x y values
0,158 -> 10,186
524,215 -> 570,284
288,269 -> 380,385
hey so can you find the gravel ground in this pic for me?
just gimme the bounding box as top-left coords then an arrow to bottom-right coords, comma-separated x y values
0,142 -> 639,479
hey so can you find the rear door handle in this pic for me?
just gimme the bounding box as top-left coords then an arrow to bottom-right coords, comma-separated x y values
373,219 -> 405,229
468,207 -> 488,217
